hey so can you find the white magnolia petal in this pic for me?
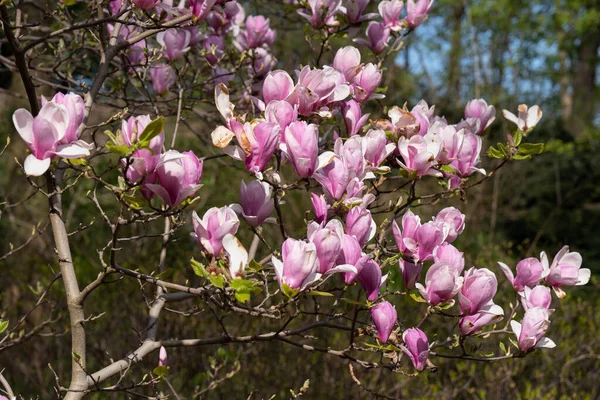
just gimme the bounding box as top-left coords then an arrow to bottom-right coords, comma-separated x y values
23,154 -> 51,176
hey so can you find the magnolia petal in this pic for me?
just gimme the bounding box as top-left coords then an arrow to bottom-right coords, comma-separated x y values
211,125 -> 235,148
223,233 -> 248,278
576,268 -> 591,286
53,143 -> 92,159
497,262 -> 515,285
510,320 -> 522,338
23,154 -> 51,176
12,109 -> 35,145
535,336 -> 556,349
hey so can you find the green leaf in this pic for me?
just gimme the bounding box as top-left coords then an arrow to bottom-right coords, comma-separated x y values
191,258 -> 208,278
121,194 -> 145,210
234,291 -> 251,303
248,259 -> 263,272
230,279 -> 259,303
341,298 -> 366,306
434,300 -> 455,310
106,142 -> 132,156
138,116 -> 164,145
156,268 -> 174,280
487,146 -> 505,159
0,319 -> 8,335
104,130 -> 117,143
209,275 -> 225,289
497,143 -> 508,156
512,129 -> 524,146
153,366 -> 169,378
512,154 -> 531,160
499,342 -> 507,354
440,165 -> 458,174
518,143 -> 545,155
281,282 -> 298,298
410,293 -> 427,303
307,290 -> 334,297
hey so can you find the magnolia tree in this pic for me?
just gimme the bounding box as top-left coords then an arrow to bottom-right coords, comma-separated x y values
0,0 -> 591,398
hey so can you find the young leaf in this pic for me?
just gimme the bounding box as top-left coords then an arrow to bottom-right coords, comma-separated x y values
209,275 -> 225,289
512,129 -> 524,147
153,366 -> 169,378
487,146 -> 505,159
248,259 -> 264,272
190,258 -> 208,278
307,290 -> 334,297
410,293 -> 427,303
138,116 -> 165,144
0,319 -> 8,335
106,142 -> 132,156
519,143 -> 544,155
281,282 -> 298,298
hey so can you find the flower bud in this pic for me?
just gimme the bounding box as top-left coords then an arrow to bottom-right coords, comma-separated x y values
370,301 -> 397,343
401,328 -> 429,371
520,285 -> 552,311
511,307 -> 555,351
151,64 -> 176,95
147,150 -> 203,206
158,346 -> 168,366
272,239 -> 319,290
231,180 -> 274,227
459,268 -> 498,315
283,121 -> 319,178
416,262 -> 462,306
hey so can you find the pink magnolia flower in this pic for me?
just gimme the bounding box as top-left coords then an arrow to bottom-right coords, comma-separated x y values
308,219 -> 345,273
416,262 -> 463,306
146,150 -> 203,206
520,285 -> 552,311
251,48 -> 277,77
311,193 -> 329,225
352,63 -> 383,102
357,259 -> 386,301
397,134 -> 442,178
282,121 -> 319,178
120,115 -> 165,187
333,46 -> 362,82
272,239 -> 320,290
433,243 -> 464,273
262,70 -> 295,104
203,35 -> 225,66
109,0 -> 125,14
341,100 -> 369,136
42,92 -> 84,144
345,0 -> 374,24
231,180 -> 274,227
151,64 -> 176,95
354,21 -> 391,54
236,15 -> 276,50
398,260 -> 422,289
133,0 -> 158,9
191,206 -> 239,256
434,206 -> 465,243
502,104 -> 543,133
346,205 -> 376,247
464,98 -> 496,135
157,29 -> 191,61
401,328 -> 429,371
449,132 -> 485,179
370,301 -> 397,343
314,155 -> 352,202
392,210 -> 421,254
297,0 -> 343,28
436,125 -> 465,165
189,0 -> 217,20
459,267 -> 498,316
13,100 -> 92,176
158,346 -> 168,366
108,24 -> 146,68
363,129 -> 395,168
498,254 -> 549,292
265,100 -> 298,132
405,0 -> 434,28
378,0 -> 404,31
510,307 -> 555,351
287,66 -> 350,115
459,304 -> 504,335
545,246 -> 590,297
230,122 -> 280,173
